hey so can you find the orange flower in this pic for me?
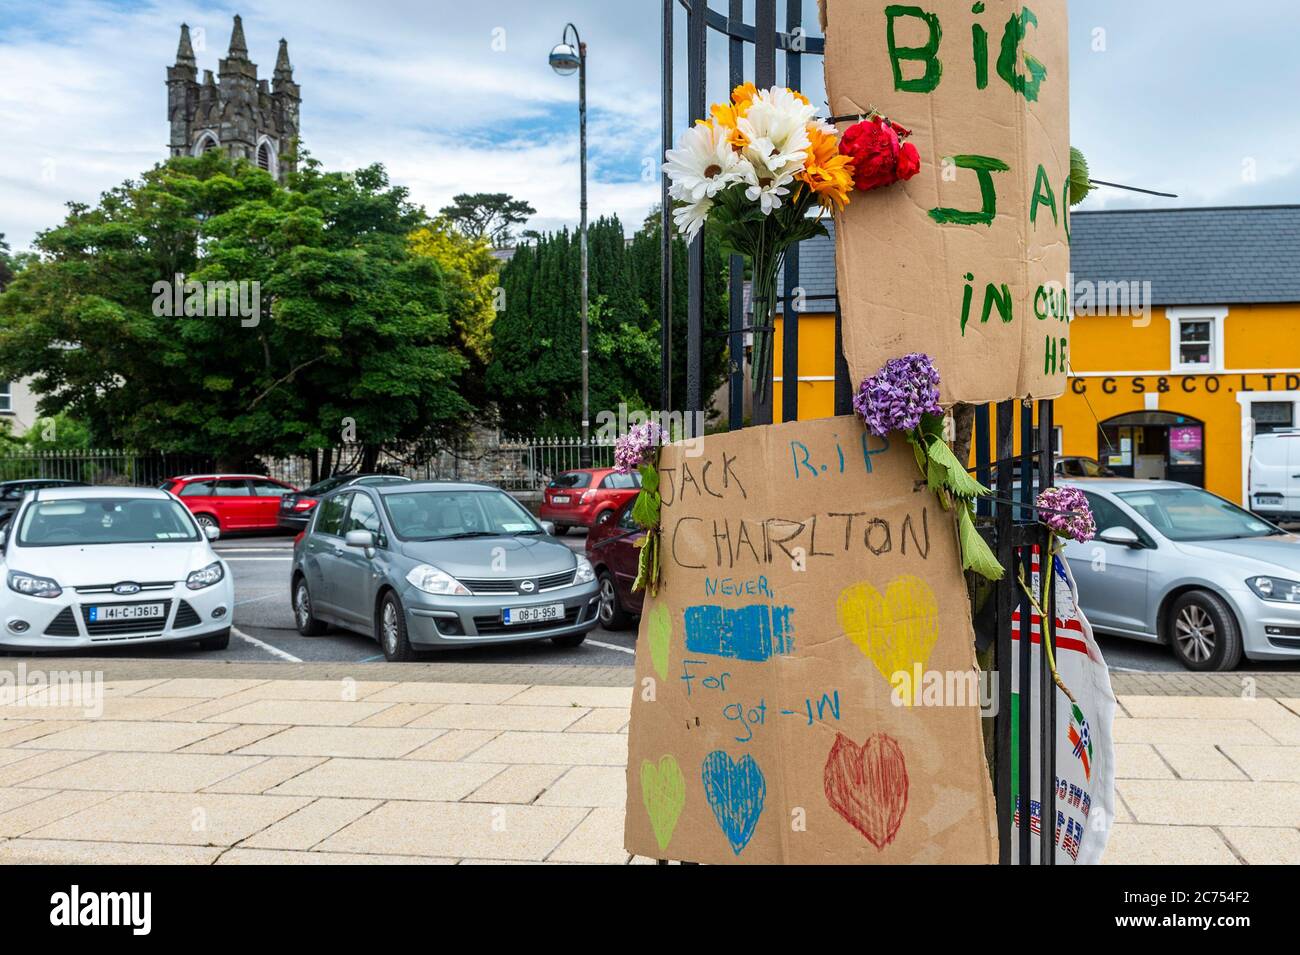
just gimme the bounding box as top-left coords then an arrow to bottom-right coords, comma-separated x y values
711,83 -> 758,151
798,124 -> 856,211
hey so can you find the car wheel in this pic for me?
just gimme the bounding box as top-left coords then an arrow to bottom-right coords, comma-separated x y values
1168,590 -> 1242,672
552,525 -> 569,537
293,578 -> 328,636
594,509 -> 615,527
551,632 -> 587,648
194,513 -> 218,533
597,569 -> 634,630
378,592 -> 415,662
197,628 -> 230,651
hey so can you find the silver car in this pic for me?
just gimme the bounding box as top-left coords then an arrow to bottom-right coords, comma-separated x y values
1059,478 -> 1300,671
290,482 -> 600,660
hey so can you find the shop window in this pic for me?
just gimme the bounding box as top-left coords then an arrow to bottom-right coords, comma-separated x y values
1252,401 -> 1295,435
1177,320 -> 1213,367
1168,307 -> 1225,372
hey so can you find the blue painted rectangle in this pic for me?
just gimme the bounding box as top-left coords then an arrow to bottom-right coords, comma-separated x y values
683,604 -> 795,662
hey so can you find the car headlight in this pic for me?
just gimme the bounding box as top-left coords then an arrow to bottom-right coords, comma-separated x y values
7,571 -> 62,599
406,564 -> 471,596
1247,575 -> 1300,603
186,561 -> 225,590
575,554 -> 595,584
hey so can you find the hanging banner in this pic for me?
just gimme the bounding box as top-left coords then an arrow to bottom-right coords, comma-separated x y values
821,0 -> 1071,403
623,417 -> 997,864
1010,550 -> 1117,864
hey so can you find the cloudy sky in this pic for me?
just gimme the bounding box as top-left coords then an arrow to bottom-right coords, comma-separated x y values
1,0 -> 1297,251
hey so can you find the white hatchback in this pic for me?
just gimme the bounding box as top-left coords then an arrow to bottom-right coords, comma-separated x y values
0,487 -> 234,651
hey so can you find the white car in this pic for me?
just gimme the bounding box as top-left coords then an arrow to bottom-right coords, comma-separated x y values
1249,430 -> 1300,523
0,486 -> 234,651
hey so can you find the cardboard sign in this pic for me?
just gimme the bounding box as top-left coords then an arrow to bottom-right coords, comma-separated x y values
623,417 -> 997,864
821,0 -> 1071,403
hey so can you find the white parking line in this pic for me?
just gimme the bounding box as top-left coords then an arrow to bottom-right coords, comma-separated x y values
232,625 -> 302,662
586,638 -> 635,655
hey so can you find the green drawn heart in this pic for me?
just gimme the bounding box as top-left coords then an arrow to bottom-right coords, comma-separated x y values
641,754 -> 686,852
648,603 -> 672,681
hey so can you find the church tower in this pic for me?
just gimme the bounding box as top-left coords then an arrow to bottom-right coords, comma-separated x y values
166,15 -> 300,181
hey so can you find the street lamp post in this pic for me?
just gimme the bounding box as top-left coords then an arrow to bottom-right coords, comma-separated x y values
550,24 -> 591,467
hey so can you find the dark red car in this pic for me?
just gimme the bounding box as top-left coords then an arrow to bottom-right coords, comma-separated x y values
160,474 -> 299,534
585,495 -> 645,629
540,467 -> 641,535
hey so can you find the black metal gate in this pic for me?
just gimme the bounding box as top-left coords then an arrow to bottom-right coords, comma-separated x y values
661,0 -> 1059,865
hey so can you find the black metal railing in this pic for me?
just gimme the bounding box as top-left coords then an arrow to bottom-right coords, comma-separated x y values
662,0 -> 1058,865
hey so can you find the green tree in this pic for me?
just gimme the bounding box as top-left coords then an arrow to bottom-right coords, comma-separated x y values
438,192 -> 536,248
0,152 -> 470,472
486,212 -> 729,435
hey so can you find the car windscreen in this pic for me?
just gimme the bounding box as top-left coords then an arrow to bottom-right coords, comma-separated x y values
382,490 -> 540,540
548,472 -> 591,489
1116,487 -> 1282,542
17,498 -> 201,546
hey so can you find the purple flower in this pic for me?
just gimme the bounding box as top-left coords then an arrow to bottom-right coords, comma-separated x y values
853,353 -> 942,436
614,421 -> 665,473
1036,486 -> 1097,543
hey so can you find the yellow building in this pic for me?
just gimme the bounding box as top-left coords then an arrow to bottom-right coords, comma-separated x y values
1059,206 -> 1300,505
771,207 -> 1300,506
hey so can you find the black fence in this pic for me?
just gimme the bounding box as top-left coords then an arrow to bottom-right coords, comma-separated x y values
663,0 -> 1058,865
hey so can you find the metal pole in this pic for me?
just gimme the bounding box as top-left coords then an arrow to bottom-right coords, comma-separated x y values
578,34 -> 591,467
660,0 -> 673,415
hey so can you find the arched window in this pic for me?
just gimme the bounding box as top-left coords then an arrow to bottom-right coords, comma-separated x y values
192,132 -> 219,156
255,137 -> 278,178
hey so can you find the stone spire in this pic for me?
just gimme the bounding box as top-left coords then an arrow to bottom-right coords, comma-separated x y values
228,14 -> 249,59
274,38 -> 293,79
175,23 -> 196,67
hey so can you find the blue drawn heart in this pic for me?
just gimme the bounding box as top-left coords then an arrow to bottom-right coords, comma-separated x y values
701,750 -> 766,855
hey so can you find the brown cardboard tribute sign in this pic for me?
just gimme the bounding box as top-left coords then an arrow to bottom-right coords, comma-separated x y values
822,0 -> 1071,403
623,417 -> 997,864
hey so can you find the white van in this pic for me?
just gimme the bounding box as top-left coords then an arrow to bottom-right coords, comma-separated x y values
1248,431 -> 1300,522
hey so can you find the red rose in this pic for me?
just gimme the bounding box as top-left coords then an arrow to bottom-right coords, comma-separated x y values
896,141 -> 921,181
839,117 -> 898,191
839,116 -> 921,191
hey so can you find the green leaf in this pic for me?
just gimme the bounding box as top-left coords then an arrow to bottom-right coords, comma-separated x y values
927,437 -> 990,499
958,506 -> 1005,581
638,462 -> 660,495
631,489 -> 661,529
1069,146 -> 1093,207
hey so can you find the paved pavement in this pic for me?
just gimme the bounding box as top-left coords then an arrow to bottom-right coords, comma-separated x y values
0,664 -> 1294,864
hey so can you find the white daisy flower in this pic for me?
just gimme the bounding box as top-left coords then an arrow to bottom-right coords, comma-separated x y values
737,86 -> 816,170
662,121 -> 747,203
740,163 -> 794,215
672,195 -> 713,240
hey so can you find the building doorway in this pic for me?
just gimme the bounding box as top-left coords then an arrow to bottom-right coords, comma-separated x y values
1098,411 -> 1205,487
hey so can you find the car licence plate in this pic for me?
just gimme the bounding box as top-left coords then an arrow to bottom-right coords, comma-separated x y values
552,495 -> 570,504
502,603 -> 564,626
88,603 -> 165,623
1256,493 -> 1284,505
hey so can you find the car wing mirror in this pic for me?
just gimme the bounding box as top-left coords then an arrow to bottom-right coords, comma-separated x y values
344,529 -> 376,549
1096,526 -> 1141,548
204,524 -> 220,541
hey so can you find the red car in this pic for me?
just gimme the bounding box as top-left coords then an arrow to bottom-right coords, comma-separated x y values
540,467 -> 641,535
585,495 -> 646,629
160,474 -> 299,535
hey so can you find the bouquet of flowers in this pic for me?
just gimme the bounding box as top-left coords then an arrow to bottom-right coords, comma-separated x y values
663,84 -> 920,404
614,421 -> 667,596
854,353 -> 1003,581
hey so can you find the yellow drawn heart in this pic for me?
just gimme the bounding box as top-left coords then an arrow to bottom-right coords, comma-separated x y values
837,574 -> 939,702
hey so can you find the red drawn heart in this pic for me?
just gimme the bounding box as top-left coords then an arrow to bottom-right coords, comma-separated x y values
823,732 -> 909,849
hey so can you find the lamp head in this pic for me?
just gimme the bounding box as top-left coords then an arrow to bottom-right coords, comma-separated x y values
549,42 -> 580,75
